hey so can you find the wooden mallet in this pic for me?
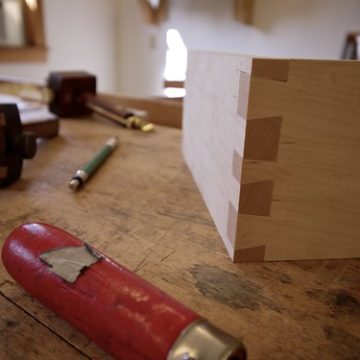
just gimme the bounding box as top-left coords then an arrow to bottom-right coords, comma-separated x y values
0,72 -> 154,132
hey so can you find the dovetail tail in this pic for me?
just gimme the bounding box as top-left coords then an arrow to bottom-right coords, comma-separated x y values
244,116 -> 282,162
251,59 -> 290,82
239,180 -> 274,216
234,245 -> 266,262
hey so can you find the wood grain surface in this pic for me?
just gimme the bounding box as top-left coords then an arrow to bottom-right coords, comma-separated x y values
0,118 -> 359,359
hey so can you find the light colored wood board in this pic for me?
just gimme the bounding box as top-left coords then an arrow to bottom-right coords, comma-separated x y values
235,245 -> 266,262
183,51 -> 250,258
237,71 -> 251,119
0,294 -> 89,359
243,116 -> 282,161
183,51 -> 360,261
235,59 -> 360,261
0,119 -> 359,359
240,159 -> 278,184
231,150 -> 243,183
238,180 -> 274,216
251,58 -> 290,82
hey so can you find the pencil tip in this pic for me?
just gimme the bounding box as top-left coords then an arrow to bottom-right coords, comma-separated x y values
69,179 -> 80,191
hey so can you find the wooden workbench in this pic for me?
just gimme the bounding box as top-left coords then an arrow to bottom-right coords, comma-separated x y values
0,118 -> 359,359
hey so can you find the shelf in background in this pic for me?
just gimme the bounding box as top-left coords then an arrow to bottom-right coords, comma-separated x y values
138,0 -> 255,25
0,46 -> 47,62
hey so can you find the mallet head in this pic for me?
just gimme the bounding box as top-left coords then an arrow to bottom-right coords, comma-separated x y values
47,71 -> 96,117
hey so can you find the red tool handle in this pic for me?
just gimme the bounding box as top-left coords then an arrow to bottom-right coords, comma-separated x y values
2,223 -> 198,359
2,223 -> 246,360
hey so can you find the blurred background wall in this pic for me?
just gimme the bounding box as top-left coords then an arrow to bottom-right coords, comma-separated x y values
0,0 -> 118,92
117,0 -> 360,96
0,0 -> 359,95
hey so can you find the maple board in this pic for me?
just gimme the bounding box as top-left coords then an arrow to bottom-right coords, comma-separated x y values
183,51 -> 360,262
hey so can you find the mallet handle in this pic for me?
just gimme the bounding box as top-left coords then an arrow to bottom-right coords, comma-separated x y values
84,94 -> 154,132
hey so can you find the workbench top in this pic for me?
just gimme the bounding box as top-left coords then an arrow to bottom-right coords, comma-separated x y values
0,118 -> 359,359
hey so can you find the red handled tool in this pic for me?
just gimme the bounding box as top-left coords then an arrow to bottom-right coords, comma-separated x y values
2,223 -> 246,360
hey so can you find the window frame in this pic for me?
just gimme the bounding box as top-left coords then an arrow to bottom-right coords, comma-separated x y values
0,0 -> 47,62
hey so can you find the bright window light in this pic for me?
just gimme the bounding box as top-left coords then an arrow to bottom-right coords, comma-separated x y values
164,28 -> 187,81
164,87 -> 186,98
147,0 -> 160,8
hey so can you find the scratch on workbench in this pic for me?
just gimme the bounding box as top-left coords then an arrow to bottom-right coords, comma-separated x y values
154,221 -> 179,244
160,250 -> 176,263
140,171 -> 182,199
134,254 -> 151,273
156,209 -> 212,226
132,222 -> 179,271
125,232 -> 144,243
0,280 -> 14,289
108,207 -> 130,219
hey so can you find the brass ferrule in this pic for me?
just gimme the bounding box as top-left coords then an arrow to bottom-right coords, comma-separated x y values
167,319 -> 246,360
87,103 -> 154,132
127,115 -> 154,132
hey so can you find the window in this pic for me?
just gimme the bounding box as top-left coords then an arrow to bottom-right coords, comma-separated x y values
0,0 -> 46,62
0,0 -> 25,46
164,28 -> 187,98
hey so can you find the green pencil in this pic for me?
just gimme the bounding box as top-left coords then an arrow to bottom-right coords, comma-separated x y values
69,136 -> 118,191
